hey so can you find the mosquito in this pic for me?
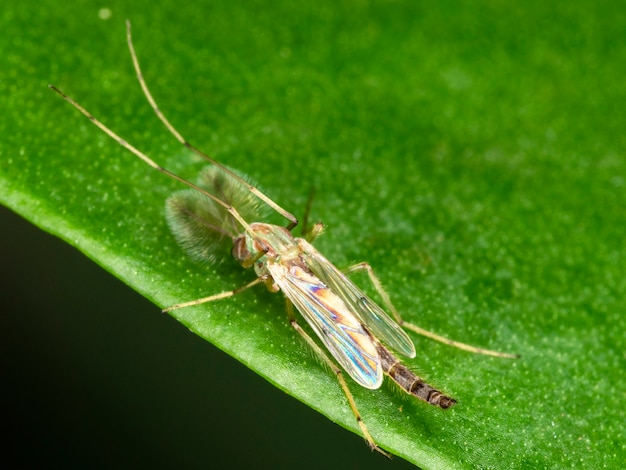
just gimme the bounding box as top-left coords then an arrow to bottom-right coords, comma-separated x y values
49,20 -> 518,457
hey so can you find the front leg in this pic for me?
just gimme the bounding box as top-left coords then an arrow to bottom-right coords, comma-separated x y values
162,277 -> 265,312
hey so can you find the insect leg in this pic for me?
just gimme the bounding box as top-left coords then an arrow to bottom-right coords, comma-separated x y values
344,262 -> 519,359
284,298 -> 391,458
297,187 -> 326,243
162,277 -> 265,312
300,186 -> 316,239
125,20 -> 298,230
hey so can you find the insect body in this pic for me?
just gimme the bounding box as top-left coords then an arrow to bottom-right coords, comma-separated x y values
50,21 -> 516,457
166,164 -> 457,406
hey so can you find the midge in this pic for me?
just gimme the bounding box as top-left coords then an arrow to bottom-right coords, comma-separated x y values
50,21 -> 517,457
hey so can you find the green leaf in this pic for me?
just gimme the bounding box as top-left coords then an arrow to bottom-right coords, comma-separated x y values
2,1 -> 625,468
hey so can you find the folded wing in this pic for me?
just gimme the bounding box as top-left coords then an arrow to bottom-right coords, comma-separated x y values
298,238 -> 416,359
267,261 -> 383,389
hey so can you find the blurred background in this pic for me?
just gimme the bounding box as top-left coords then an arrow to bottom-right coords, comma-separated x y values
2,0 -> 625,468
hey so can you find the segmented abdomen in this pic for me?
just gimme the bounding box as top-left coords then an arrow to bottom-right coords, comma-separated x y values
377,344 -> 457,409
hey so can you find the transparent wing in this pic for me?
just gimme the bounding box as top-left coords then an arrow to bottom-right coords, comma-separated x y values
267,261 -> 383,389
298,238 -> 416,358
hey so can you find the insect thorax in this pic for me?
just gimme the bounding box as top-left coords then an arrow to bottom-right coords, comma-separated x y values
231,222 -> 299,270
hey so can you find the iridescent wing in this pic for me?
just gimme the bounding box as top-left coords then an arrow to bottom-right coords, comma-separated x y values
267,261 -> 383,389
297,238 -> 416,359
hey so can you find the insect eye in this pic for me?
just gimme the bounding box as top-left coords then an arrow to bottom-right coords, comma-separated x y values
231,235 -> 250,263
